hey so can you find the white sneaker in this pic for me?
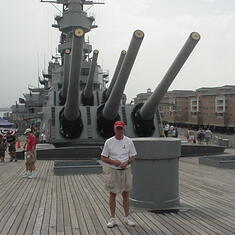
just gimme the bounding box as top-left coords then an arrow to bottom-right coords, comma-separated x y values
107,217 -> 117,228
124,216 -> 136,227
28,173 -> 33,179
22,172 -> 29,178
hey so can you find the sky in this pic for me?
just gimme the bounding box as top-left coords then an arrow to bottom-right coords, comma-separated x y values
0,0 -> 235,107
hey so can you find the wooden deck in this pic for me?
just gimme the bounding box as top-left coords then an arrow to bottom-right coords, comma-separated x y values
0,155 -> 235,235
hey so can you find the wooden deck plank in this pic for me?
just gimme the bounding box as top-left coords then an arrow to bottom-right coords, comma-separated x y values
191,209 -> 235,235
70,175 -> 98,235
0,155 -> 235,234
0,180 -> 35,234
181,189 -> 235,222
24,162 -> 50,235
56,176 -> 65,234
186,210 -> 231,234
159,213 -> 192,235
86,174 -> 137,235
15,161 -> 49,235
0,170 -> 26,222
3,161 -> 47,235
77,174 -> 108,235
8,163 -> 46,235
0,166 -> 38,233
149,213 -> 182,235
180,173 -> 235,204
142,212 -> 174,235
33,162 -> 51,235
61,176 -> 73,235
67,175 -> 89,235
79,175 -> 116,235
64,226 -> 73,235
49,175 -> 57,235
80,175 -> 122,235
177,211 -> 215,235
0,161 -> 23,189
131,213 -> 161,235
180,158 -> 235,188
163,212 -> 200,235
63,176 -> 80,234
180,178 -> 235,222
41,166 -> 53,235
180,179 -> 235,212
170,212 -> 208,235
90,174 -> 151,235
0,163 -> 26,212
180,196 -> 235,234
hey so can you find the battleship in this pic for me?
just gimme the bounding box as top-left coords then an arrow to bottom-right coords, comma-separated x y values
37,0 -> 199,148
0,1 -> 235,234
9,0 -> 227,161
14,0 -> 200,210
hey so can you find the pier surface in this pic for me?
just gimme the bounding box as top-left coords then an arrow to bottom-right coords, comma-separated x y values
0,155 -> 235,235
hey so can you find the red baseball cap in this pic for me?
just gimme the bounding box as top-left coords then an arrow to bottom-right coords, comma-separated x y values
114,121 -> 125,128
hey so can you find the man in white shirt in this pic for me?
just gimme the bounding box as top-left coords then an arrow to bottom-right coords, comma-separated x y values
101,121 -> 137,228
205,129 -> 212,145
164,124 -> 169,137
40,132 -> 46,143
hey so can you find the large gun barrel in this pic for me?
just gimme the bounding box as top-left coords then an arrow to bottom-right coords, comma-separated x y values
141,32 -> 200,120
60,28 -> 85,138
105,50 -> 126,99
97,30 -> 144,138
103,30 -> 144,120
60,49 -> 71,105
132,32 -> 200,136
82,49 -> 99,105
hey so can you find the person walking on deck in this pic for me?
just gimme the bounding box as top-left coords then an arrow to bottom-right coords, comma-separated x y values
22,128 -> 37,179
164,124 -> 170,137
187,128 -> 196,143
0,135 -> 6,162
101,121 -> 137,228
205,128 -> 213,145
40,132 -> 46,143
6,131 -> 17,162
197,128 -> 205,144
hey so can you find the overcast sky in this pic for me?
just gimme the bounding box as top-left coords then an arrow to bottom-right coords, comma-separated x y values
0,0 -> 235,107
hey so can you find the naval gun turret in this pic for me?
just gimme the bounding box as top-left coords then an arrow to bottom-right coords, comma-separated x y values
132,32 -> 201,136
59,28 -> 85,138
97,30 -> 144,138
103,50 -> 126,101
39,0 -> 200,147
59,48 -> 71,105
81,49 -> 99,106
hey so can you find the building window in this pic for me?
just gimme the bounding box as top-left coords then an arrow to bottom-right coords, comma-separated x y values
191,97 -> 199,112
215,96 -> 225,113
216,113 -> 224,119
169,98 -> 176,112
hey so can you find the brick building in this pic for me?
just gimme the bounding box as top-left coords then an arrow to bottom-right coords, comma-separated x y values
133,85 -> 235,131
133,88 -> 153,104
159,90 -> 194,124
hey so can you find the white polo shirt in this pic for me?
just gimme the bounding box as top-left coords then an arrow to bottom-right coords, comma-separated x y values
101,136 -> 137,169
